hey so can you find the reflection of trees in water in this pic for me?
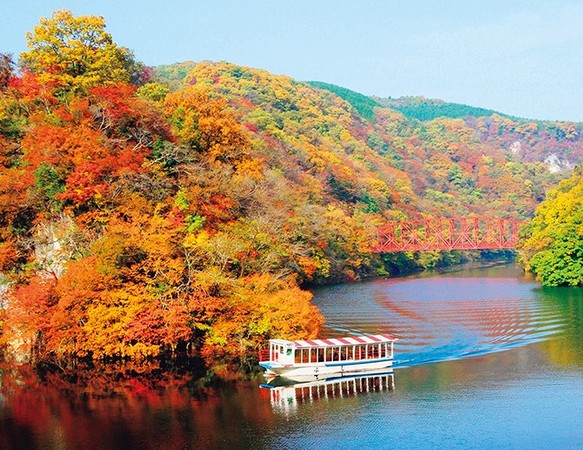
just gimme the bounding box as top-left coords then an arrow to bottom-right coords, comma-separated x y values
536,286 -> 583,368
0,362 -> 274,450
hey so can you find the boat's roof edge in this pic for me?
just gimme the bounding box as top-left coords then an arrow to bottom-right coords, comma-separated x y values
269,334 -> 397,348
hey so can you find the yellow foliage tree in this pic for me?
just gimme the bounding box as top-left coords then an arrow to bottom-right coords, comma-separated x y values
20,10 -> 139,91
201,273 -> 324,359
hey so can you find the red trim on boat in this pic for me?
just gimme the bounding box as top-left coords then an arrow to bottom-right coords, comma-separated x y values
291,334 -> 396,348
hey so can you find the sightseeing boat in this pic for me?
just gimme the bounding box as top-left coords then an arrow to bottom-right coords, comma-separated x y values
258,334 -> 396,380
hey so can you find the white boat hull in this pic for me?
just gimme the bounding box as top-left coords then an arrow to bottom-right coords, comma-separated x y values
260,358 -> 393,381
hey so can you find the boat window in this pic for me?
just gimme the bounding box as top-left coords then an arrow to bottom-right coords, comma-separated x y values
318,348 -> 325,362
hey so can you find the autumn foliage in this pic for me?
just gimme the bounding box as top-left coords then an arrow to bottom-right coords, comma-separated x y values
0,11 -> 576,368
0,11 -> 324,367
519,166 -> 583,286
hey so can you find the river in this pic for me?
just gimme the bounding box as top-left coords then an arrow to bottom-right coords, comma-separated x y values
1,264 -> 582,449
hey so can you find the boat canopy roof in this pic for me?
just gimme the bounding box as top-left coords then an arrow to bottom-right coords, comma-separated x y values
270,334 -> 396,349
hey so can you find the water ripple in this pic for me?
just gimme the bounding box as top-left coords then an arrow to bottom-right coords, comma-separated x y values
313,272 -> 564,368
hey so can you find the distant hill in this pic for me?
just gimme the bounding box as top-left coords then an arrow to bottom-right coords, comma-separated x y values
306,81 -> 381,120
304,83 -> 510,122
300,82 -> 583,173
375,96 -> 512,121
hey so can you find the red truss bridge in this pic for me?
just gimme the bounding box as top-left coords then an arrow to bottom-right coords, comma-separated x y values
375,217 -> 526,252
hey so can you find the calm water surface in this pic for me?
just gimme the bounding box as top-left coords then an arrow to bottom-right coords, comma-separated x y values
1,264 -> 583,449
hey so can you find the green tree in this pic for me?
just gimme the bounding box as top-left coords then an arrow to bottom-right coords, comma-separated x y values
137,82 -> 170,102
520,167 -> 583,286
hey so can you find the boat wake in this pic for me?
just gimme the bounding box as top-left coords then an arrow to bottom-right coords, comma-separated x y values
313,274 -> 564,368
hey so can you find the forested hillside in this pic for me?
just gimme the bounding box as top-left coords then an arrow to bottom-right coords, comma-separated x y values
375,96 -> 507,121
380,95 -> 583,172
0,11 -> 580,368
154,61 -> 566,221
316,85 -> 583,173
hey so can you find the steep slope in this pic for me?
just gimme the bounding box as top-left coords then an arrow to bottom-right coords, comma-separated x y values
154,61 -> 564,222
303,84 -> 583,175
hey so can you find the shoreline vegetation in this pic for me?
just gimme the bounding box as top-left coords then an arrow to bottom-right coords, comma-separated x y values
0,11 -> 581,374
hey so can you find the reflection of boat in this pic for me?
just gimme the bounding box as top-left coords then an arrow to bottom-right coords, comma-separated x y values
258,334 -> 396,380
260,370 -> 395,411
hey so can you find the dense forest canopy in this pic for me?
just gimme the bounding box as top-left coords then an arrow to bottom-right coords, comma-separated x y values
0,10 -> 581,368
306,81 -> 382,120
375,96 -> 509,121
